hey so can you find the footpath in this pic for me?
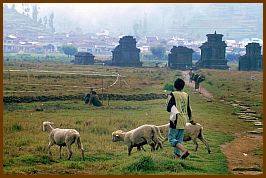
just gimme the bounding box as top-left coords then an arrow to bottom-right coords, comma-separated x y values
182,70 -> 263,175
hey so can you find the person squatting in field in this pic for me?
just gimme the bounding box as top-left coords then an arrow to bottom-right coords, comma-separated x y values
167,78 -> 194,160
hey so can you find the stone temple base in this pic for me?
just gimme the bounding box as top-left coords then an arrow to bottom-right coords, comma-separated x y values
111,62 -> 142,67
196,60 -> 229,70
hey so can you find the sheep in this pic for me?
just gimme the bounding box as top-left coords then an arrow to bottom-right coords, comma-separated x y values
112,124 -> 165,156
42,121 -> 85,160
155,123 -> 211,154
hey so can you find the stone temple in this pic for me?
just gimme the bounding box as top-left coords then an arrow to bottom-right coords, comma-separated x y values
74,52 -> 95,65
111,36 -> 142,67
196,31 -> 228,69
168,46 -> 193,70
239,43 -> 262,71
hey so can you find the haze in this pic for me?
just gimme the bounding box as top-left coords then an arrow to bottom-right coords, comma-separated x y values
6,3 -> 263,40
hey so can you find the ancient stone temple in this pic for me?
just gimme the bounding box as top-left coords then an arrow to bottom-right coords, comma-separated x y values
197,31 -> 228,69
168,46 -> 193,69
239,43 -> 262,71
74,52 -> 95,65
112,36 -> 142,67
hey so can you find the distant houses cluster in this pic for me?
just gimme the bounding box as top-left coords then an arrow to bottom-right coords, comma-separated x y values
72,32 -> 262,72
4,4 -> 262,71
4,32 -> 262,71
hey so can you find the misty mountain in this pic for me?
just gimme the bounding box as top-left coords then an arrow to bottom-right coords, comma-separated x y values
4,3 -> 263,40
43,3 -> 262,40
3,6 -> 52,38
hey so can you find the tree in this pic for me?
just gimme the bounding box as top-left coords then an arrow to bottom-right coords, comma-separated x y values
43,16 -> 47,28
32,5 -> 38,22
62,45 -> 77,58
133,23 -> 140,36
11,4 -> 15,10
150,46 -> 166,60
38,18 -> 42,25
22,3 -> 30,16
44,44 -> 55,53
3,4 -> 8,10
49,13 -> 55,32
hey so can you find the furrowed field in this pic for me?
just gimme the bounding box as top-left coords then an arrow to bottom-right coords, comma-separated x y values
3,61 -> 263,175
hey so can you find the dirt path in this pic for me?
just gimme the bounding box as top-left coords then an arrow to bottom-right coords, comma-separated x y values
182,71 -> 213,99
182,70 -> 263,175
221,134 -> 263,175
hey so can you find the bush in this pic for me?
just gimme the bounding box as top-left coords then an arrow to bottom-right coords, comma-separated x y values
157,159 -> 184,172
63,162 -> 84,169
163,84 -> 175,91
206,81 -> 213,86
10,123 -> 23,132
126,156 -> 155,172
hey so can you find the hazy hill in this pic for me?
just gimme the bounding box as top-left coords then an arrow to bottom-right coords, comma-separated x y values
3,6 -> 52,38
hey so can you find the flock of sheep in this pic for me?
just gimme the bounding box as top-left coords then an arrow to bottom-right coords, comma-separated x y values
42,121 -> 211,161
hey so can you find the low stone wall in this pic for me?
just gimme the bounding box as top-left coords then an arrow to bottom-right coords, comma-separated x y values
3,93 -> 167,103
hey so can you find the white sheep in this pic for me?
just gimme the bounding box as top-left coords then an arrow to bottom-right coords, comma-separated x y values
42,121 -> 85,160
156,123 -> 211,154
112,124 -> 165,156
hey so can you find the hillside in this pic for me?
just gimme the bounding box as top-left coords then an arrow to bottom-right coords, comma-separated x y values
3,7 -> 52,37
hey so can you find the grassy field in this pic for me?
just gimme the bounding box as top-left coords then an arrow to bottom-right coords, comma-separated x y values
3,61 -> 180,97
198,69 -> 263,115
3,62 -> 263,175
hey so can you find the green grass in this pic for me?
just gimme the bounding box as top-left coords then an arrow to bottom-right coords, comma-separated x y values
198,69 -> 263,115
3,93 -> 252,175
3,64 -> 263,175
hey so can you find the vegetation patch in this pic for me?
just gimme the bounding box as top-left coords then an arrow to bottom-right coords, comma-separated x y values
156,159 -> 184,173
14,155 -> 55,166
10,123 -> 23,132
90,126 -> 110,135
232,167 -> 262,172
163,84 -> 174,91
61,161 -> 85,170
84,153 -> 115,162
14,138 -> 30,147
124,155 -> 156,173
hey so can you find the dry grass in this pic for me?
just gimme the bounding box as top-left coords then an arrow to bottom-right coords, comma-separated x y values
4,62 -> 179,97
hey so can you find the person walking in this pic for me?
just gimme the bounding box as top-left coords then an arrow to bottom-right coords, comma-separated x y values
188,68 -> 193,83
167,78 -> 193,160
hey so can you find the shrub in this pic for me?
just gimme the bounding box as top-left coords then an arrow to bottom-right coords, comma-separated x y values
63,161 -> 84,169
10,123 -> 23,132
126,156 -> 155,172
206,81 -> 213,86
157,159 -> 183,172
163,84 -> 174,91
75,120 -> 83,125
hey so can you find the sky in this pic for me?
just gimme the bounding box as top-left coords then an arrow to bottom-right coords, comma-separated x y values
6,3 -> 263,40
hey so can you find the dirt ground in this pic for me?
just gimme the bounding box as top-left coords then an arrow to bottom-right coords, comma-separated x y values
182,71 -> 263,175
221,133 -> 263,175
